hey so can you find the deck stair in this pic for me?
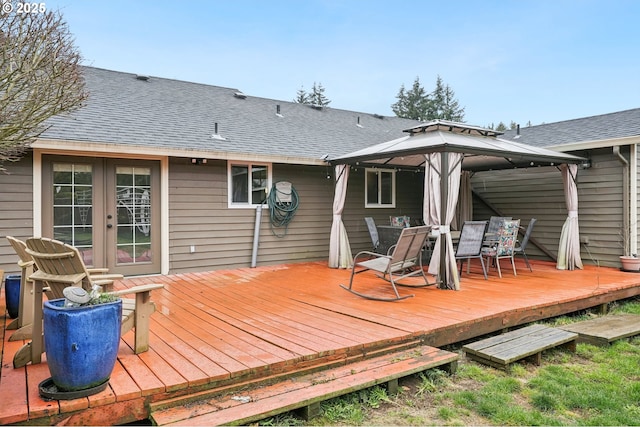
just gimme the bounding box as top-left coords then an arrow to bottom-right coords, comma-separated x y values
462,324 -> 578,371
558,313 -> 640,346
150,343 -> 458,426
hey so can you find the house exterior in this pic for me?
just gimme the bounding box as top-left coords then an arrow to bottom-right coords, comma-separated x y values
0,67 -> 423,276
471,108 -> 640,268
1,66 -> 638,275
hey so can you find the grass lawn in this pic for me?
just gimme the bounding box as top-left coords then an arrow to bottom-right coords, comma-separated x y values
258,297 -> 640,426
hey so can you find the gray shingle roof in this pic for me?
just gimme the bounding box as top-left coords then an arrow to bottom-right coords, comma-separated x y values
42,67 -> 421,162
500,108 -> 640,147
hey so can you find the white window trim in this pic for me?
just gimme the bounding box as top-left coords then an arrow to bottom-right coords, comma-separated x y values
365,168 -> 396,208
227,161 -> 273,208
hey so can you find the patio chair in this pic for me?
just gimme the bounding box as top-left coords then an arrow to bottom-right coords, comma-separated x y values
481,219 -> 521,278
340,225 -> 436,301
5,236 -> 36,339
364,217 -> 380,253
455,221 -> 489,280
5,236 -> 126,342
13,237 -> 163,368
514,218 -> 537,272
487,216 -> 512,235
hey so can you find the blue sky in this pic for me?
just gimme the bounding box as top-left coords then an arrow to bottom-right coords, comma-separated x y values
44,0 -> 640,127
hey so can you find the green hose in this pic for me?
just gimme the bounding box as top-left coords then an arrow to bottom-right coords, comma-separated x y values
267,182 -> 299,237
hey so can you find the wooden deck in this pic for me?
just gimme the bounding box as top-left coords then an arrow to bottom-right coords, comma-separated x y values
2,259 -> 640,425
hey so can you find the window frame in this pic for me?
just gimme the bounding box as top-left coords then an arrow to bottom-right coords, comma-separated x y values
364,168 -> 396,208
227,161 -> 272,208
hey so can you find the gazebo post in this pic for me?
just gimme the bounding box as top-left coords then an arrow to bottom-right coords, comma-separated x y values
439,151 -> 449,287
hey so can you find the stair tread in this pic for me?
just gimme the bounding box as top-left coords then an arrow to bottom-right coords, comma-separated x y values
151,344 -> 458,426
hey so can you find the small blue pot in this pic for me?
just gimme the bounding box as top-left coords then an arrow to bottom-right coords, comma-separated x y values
4,275 -> 21,319
43,298 -> 122,392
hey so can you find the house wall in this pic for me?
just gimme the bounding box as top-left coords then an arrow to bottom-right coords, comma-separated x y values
471,148 -> 625,268
0,155 -> 34,274
167,159 -> 337,273
341,168 -> 425,254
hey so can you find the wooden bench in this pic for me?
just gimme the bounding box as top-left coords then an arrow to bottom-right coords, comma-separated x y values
559,313 -> 640,346
150,344 -> 458,426
462,324 -> 578,371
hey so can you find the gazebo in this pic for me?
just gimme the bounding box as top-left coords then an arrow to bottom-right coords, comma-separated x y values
328,120 -> 586,290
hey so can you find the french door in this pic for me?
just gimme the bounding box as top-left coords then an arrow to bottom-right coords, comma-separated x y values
43,156 -> 160,276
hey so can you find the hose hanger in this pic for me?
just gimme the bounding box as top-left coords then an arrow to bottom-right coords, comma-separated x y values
267,181 -> 299,237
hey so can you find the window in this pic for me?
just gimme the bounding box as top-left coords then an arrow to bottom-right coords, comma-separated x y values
365,168 -> 396,208
228,162 -> 271,207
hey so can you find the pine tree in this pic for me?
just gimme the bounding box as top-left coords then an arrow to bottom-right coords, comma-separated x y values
293,86 -> 310,104
391,77 -> 431,121
391,76 -> 464,122
309,82 -> 331,107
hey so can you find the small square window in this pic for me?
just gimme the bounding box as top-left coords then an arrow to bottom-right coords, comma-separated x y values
228,162 -> 271,207
365,168 -> 396,208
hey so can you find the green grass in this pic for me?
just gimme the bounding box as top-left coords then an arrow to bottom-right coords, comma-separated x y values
257,297 -> 640,426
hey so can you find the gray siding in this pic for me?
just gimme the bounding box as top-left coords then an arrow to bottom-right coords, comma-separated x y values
168,159 -> 335,273
0,156 -> 34,274
471,148 -> 625,268
342,169 -> 425,254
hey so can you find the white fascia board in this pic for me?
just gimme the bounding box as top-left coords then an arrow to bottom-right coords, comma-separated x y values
33,138 -> 329,166
548,135 -> 640,152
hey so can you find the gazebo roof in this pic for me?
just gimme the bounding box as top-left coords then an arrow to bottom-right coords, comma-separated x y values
330,120 -> 586,172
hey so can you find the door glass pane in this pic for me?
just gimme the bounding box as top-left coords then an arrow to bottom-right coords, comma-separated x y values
115,167 -> 152,264
52,164 -> 93,262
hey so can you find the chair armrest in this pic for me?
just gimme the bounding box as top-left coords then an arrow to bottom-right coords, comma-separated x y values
353,250 -> 391,264
87,268 -> 110,274
108,283 -> 164,297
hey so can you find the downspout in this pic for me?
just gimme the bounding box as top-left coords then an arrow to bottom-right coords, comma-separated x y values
631,144 -> 638,256
614,146 -> 630,255
251,205 -> 263,267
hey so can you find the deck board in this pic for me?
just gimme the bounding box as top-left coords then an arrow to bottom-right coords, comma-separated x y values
2,259 -> 640,425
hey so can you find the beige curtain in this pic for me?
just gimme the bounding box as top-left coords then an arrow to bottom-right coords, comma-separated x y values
425,153 -> 463,290
453,171 -> 473,230
328,165 -> 352,269
557,163 -> 583,270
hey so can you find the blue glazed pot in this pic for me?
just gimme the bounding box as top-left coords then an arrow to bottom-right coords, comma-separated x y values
43,298 -> 122,392
4,275 -> 21,319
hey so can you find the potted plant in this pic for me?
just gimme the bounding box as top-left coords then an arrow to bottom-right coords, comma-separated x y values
620,254 -> 640,272
40,285 -> 122,399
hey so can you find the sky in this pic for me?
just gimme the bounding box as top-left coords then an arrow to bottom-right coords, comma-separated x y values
38,0 -> 640,127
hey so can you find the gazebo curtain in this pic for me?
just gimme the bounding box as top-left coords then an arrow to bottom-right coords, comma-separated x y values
424,152 -> 463,290
557,163 -> 583,270
453,170 -> 473,230
328,164 -> 352,269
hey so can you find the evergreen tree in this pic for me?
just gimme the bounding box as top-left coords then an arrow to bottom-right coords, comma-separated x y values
391,76 -> 465,122
391,77 -> 431,121
309,82 -> 331,107
293,86 -> 310,104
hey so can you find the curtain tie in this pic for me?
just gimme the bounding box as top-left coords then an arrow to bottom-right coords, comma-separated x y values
568,210 -> 578,218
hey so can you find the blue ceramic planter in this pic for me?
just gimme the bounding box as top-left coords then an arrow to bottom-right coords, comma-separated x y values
43,298 -> 122,392
4,274 -> 21,319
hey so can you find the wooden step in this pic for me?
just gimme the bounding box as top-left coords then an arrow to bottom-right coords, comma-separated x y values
558,313 -> 640,346
150,344 -> 458,426
463,324 -> 578,370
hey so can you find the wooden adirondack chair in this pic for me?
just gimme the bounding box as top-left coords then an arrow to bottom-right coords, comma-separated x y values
340,225 -> 436,301
12,237 -> 163,368
5,236 -> 125,342
5,237 -> 36,340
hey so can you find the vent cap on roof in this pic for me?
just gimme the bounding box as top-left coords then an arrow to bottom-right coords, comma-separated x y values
234,91 -> 247,99
136,75 -> 150,81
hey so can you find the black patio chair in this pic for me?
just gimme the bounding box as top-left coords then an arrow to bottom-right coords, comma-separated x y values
455,220 -> 489,280
514,218 -> 537,272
